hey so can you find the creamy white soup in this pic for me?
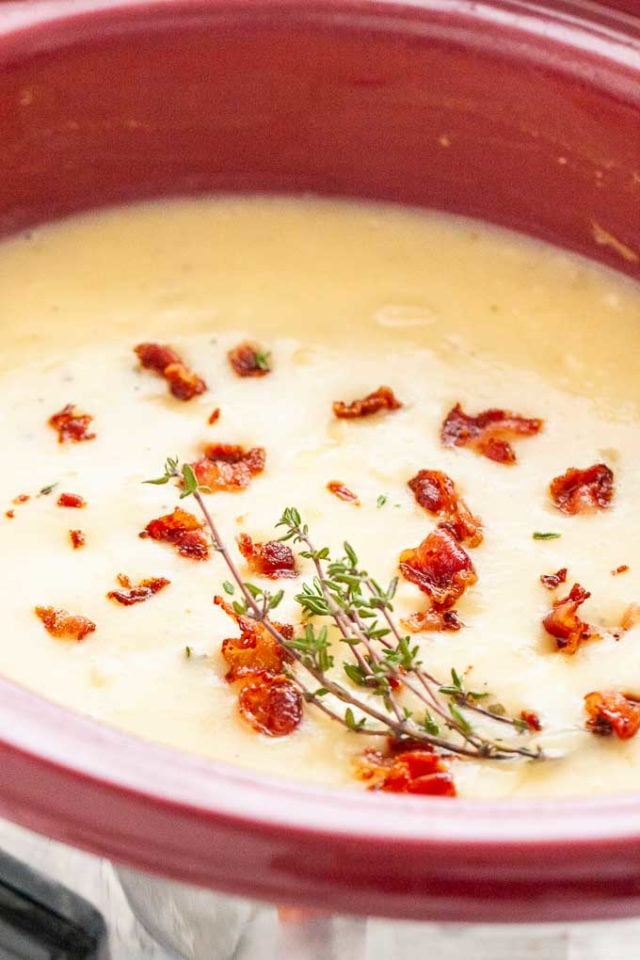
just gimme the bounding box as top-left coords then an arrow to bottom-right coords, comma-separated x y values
1,196 -> 639,800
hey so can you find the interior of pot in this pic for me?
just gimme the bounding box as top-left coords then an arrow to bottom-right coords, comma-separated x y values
0,0 -> 638,277
0,0 -> 639,925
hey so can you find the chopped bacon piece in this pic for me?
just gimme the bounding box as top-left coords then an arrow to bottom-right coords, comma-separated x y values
141,507 -> 209,560
399,527 -> 477,609
35,606 -> 95,642
333,385 -> 403,420
402,609 -> 463,633
613,565 -> 630,576
107,573 -> 170,606
584,691 -> 640,739
49,404 -> 96,444
208,407 -> 221,425
520,710 -> 542,732
164,363 -> 207,401
215,594 -> 294,682
192,443 -> 265,492
238,676 -> 303,736
542,582 -> 592,654
57,492 -> 86,509
441,403 -> 542,464
540,567 -> 568,590
134,342 -> 206,401
237,533 -> 297,579
326,481 -> 360,505
550,464 -> 614,515
408,469 -> 482,546
356,744 -> 456,796
69,529 -> 86,550
228,341 -> 271,377
5,510 -> 14,519
134,342 -> 181,373
13,494 -> 29,505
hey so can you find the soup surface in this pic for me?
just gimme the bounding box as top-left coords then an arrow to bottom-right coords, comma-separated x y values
1,197 -> 639,799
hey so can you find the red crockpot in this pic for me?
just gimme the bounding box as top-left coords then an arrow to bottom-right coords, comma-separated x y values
0,0 -> 639,925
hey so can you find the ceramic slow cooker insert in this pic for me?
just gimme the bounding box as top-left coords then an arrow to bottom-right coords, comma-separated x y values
0,0 -> 638,926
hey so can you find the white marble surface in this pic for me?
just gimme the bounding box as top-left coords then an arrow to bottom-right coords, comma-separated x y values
3,816 -> 640,959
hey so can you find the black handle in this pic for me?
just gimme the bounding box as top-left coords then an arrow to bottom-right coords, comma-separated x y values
0,848 -> 108,959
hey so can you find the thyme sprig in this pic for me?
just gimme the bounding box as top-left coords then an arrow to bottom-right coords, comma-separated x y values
147,458 -> 544,762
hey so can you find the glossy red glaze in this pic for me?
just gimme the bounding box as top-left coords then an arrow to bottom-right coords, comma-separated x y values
0,0 -> 639,923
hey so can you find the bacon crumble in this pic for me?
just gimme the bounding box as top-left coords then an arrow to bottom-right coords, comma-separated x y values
540,567 -> 568,590
5,510 -> 14,519
356,743 -> 456,796
399,527 -> 477,609
192,443 -> 265,492
520,710 -> 542,732
238,676 -> 303,737
215,595 -> 302,736
549,464 -> 614,515
408,469 -> 483,546
134,342 -> 206,401
228,341 -> 271,378
402,609 -> 463,633
35,606 -> 96,642
57,492 -> 86,509
49,404 -> 96,444
107,573 -> 171,606
69,529 -> 86,550
612,564 -> 630,576
333,385 -> 403,420
584,691 -> 640,740
13,494 -> 29,505
326,481 -> 360,505
208,407 -> 221,425
141,507 -> 209,560
441,403 -> 543,464
237,533 -> 297,579
542,582 -> 592,654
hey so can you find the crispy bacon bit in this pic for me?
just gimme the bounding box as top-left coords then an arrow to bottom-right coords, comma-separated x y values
215,594 -> 294,682
5,510 -> 14,519
49,404 -> 96,444
107,573 -> 170,606
237,533 -> 297,579
441,403 -> 543,464
35,606 -> 96,642
520,710 -> 542,732
208,407 -> 221,425
326,481 -> 360,505
408,469 -> 482,546
399,527 -> 477,609
215,596 -> 302,736
612,565 -> 630,576
69,529 -> 86,550
333,385 -> 403,420
134,342 -> 206,401
356,744 -> 456,796
549,464 -> 614,515
540,567 -> 568,590
403,609 -> 463,633
584,691 -> 640,739
13,494 -> 29,505
192,443 -> 265,492
142,507 -> 209,560
228,341 -> 271,378
57,492 -> 86,509
238,676 -> 303,737
542,582 -> 592,654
